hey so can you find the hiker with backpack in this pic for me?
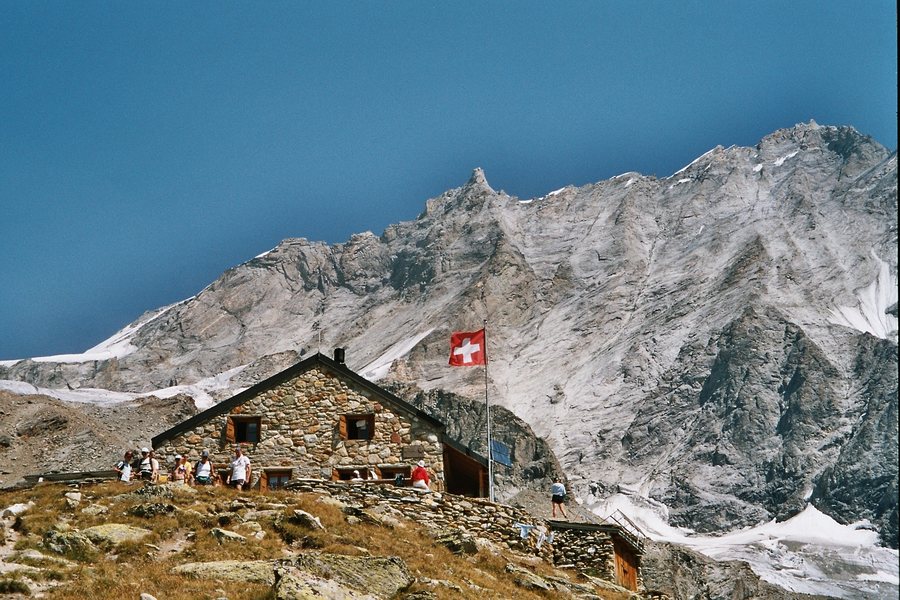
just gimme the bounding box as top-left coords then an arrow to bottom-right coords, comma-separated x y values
193,450 -> 216,486
138,448 -> 159,482
114,450 -> 133,482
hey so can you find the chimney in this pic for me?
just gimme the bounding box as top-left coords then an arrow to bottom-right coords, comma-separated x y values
333,348 -> 345,365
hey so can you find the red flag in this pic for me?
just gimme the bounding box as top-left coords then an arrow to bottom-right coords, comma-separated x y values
449,329 -> 486,366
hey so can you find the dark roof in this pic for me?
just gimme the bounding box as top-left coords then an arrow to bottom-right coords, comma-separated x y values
441,434 -> 489,468
152,352 -> 445,448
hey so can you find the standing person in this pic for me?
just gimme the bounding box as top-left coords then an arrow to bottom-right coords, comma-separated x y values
551,477 -> 568,519
410,460 -> 430,491
226,445 -> 251,491
193,450 -> 216,486
114,450 -> 133,482
138,448 -> 159,482
170,454 -> 190,484
148,450 -> 161,483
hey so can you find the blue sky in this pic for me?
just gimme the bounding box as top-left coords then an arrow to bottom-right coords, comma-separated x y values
1,2 -> 896,359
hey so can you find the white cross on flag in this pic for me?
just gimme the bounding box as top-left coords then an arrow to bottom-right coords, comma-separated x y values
449,329 -> 486,366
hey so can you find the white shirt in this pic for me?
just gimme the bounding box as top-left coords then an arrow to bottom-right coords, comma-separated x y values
195,460 -> 211,478
118,462 -> 132,482
230,455 -> 250,481
551,482 -> 566,496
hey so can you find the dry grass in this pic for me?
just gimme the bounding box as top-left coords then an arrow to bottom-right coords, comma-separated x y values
47,560 -> 274,600
1,482 -> 627,600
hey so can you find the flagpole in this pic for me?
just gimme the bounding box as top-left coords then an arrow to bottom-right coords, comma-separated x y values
483,317 -> 494,502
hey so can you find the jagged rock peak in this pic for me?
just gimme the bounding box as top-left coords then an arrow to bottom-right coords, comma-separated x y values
464,167 -> 495,194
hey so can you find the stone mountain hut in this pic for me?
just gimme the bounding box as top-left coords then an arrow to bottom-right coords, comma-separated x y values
151,350 -> 488,495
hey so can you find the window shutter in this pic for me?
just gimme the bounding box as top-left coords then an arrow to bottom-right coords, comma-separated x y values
225,417 -> 236,443
339,415 -> 348,439
366,415 -> 375,440
259,470 -> 268,493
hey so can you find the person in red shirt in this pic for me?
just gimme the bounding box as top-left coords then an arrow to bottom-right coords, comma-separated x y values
411,460 -> 430,491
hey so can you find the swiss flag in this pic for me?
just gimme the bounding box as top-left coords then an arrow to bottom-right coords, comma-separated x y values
449,329 -> 487,366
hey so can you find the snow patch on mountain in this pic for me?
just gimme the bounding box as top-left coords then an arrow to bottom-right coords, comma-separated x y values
587,490 -> 899,599
773,150 -> 800,167
828,252 -> 898,340
146,364 -> 249,410
361,328 -> 435,381
0,380 -> 136,405
0,363 -> 248,410
671,146 -> 719,176
24,304 -> 176,365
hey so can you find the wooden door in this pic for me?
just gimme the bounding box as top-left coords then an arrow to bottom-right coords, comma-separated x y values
613,541 -> 638,591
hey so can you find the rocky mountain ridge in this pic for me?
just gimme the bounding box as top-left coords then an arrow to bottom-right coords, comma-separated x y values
1,123 -> 896,565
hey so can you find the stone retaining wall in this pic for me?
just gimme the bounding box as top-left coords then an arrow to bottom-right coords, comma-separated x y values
286,479 -> 556,562
156,366 -> 445,485
284,481 -> 644,592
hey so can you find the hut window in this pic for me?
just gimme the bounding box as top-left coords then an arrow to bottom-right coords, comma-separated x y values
340,414 -> 374,440
260,469 -> 292,492
226,416 -> 262,444
377,465 -> 411,480
334,467 -> 372,481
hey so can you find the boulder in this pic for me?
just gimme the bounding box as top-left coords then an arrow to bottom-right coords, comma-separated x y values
210,527 -> 247,544
135,484 -> 174,498
82,524 -> 152,547
174,560 -> 276,585
419,577 -> 463,593
1,501 -> 33,517
434,531 -> 478,555
63,492 -> 82,509
288,509 -> 325,531
546,575 -> 603,597
128,503 -> 176,518
215,511 -> 240,526
505,563 -> 553,591
43,526 -> 96,556
81,503 -> 109,516
12,548 -> 77,567
341,506 -> 382,527
274,565 -> 376,600
287,554 -> 413,599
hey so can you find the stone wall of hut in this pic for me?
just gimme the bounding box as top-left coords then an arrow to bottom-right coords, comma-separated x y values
549,526 -> 617,579
155,366 -> 445,487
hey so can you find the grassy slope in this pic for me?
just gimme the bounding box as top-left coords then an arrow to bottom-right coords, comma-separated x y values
0,482 -> 632,600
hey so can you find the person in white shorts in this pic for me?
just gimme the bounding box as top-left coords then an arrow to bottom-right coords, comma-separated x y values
226,445 -> 251,491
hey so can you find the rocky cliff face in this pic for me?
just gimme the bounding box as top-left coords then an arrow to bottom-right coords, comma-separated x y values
386,382 -> 566,502
2,123 -> 897,555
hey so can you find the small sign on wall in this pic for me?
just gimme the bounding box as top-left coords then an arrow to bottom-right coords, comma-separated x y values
491,440 -> 512,467
401,445 -> 425,460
